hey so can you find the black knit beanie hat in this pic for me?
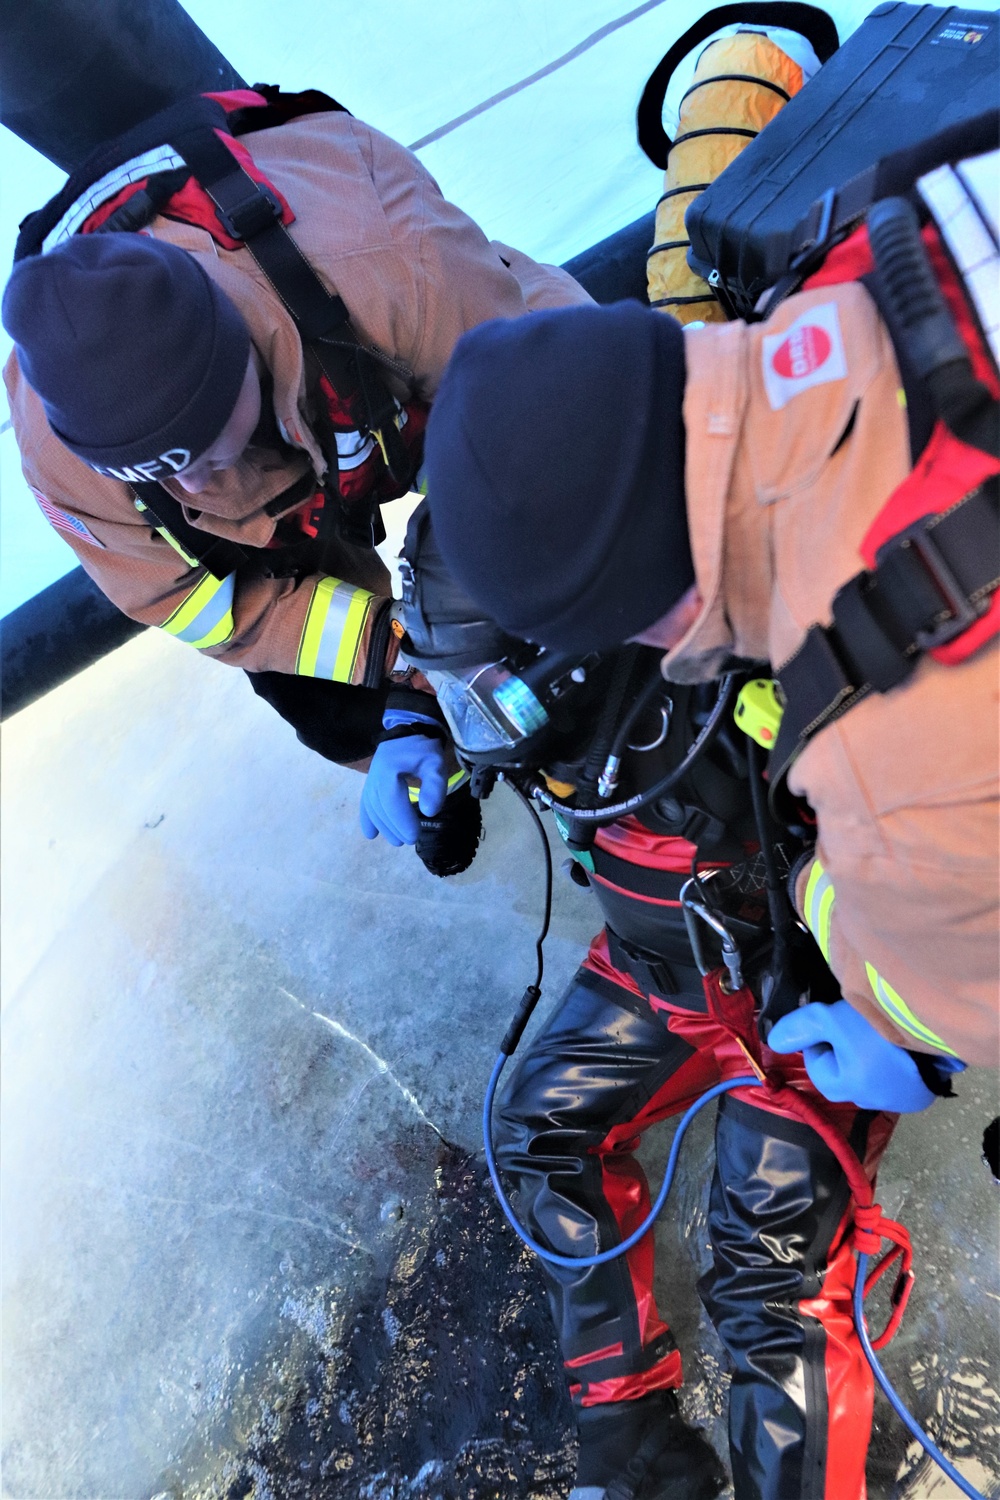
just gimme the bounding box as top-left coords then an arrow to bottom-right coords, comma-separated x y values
2,234 -> 250,481
423,300 -> 693,656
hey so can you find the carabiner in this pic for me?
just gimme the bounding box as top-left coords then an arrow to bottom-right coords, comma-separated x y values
680,875 -> 744,993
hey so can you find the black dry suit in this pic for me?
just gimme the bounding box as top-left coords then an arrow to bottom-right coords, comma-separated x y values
493,706 -> 895,1500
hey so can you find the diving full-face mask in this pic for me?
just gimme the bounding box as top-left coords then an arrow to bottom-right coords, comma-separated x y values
396,498 -> 607,768
396,499 -> 739,832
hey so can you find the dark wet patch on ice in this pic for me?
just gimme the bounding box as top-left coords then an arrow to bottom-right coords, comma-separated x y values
160,1102 -> 999,1500
185,1144 -> 576,1499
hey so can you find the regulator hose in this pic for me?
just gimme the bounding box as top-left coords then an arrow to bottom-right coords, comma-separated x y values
578,644 -> 641,794
526,672 -> 738,825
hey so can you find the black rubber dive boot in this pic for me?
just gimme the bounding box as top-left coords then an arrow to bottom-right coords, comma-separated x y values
569,1390 -> 726,1500
415,779 -> 483,876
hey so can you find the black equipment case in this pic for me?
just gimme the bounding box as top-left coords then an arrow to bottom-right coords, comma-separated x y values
686,3 -> 999,318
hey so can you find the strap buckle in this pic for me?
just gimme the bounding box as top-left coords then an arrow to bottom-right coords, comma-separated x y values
212,173 -> 283,241
789,187 -> 836,272
877,514 -> 980,650
607,929 -> 679,999
338,497 -> 386,550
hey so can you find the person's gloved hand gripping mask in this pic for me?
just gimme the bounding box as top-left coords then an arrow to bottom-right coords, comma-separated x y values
359,708 -> 448,846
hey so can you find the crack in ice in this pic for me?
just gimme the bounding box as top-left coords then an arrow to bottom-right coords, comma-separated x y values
279,988 -> 446,1140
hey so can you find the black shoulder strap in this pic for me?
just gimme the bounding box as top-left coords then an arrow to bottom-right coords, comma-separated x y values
767,186 -> 1000,807
130,482 -> 252,580
14,90 -> 348,262
162,119 -> 414,501
16,88 -> 417,544
770,475 -> 999,797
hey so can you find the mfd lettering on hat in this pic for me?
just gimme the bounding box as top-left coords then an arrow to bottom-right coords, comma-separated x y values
89,448 -> 192,484
761,302 -> 847,410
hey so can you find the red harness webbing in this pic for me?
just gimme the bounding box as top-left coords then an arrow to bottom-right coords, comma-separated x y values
701,969 -> 915,1351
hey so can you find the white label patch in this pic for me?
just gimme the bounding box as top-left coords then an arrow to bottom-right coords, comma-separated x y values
761,302 -> 847,410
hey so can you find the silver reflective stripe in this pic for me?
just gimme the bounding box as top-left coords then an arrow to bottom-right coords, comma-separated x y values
331,404 -> 408,472
167,572 -> 236,647
42,146 -> 188,252
864,962 -> 957,1056
918,152 -> 1000,370
295,577 -> 373,682
803,858 -> 835,962
335,428 -> 376,471
314,584 -> 367,679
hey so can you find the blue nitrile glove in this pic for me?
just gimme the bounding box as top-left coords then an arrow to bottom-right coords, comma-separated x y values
768,1000 -> 946,1112
359,709 -> 448,846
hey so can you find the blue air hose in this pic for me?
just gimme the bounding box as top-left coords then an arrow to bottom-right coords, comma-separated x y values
853,1254 -> 987,1500
483,1049 -> 988,1500
483,1058 -> 761,1267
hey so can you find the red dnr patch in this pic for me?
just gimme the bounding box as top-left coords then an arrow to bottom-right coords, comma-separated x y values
762,302 -> 847,410
772,323 -> 832,379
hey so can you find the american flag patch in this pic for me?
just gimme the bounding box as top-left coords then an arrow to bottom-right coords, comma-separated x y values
30,487 -> 105,548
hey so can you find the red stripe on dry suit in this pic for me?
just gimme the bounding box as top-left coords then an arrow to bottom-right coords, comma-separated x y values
588,874 -> 683,908
664,978 -> 898,1499
583,1052 -> 714,1405
571,949 -> 724,1406
587,936 -> 885,1150
570,1356 -> 685,1407
798,1200 -> 873,1500
564,1341 -> 625,1369
590,820 -> 735,907
581,928 -> 907,1419
796,1108 -> 894,1500
593,819 -> 700,872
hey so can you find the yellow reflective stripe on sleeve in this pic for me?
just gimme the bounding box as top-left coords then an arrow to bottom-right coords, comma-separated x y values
803,858 -> 835,961
161,570 -> 236,649
296,577 -> 374,682
407,768 -> 469,804
864,962 -> 957,1055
